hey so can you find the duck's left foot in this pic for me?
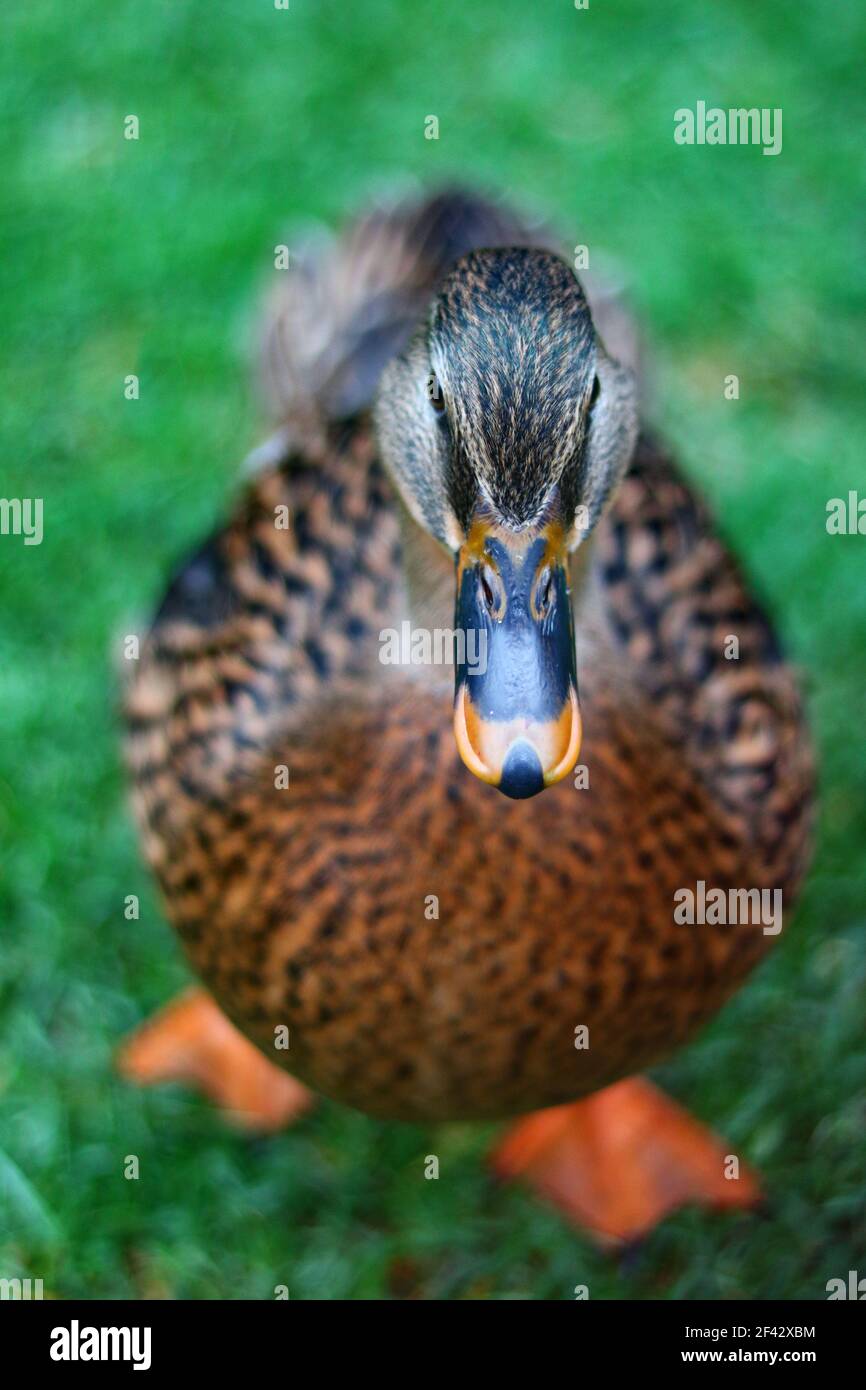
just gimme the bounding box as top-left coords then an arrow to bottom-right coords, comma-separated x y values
117,987 -> 314,1132
490,1077 -> 761,1244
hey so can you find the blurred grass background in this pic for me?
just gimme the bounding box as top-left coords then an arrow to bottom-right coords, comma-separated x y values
1,0 -> 865,1299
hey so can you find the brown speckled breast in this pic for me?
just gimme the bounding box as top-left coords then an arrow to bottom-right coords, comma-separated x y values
124,427 -> 814,1121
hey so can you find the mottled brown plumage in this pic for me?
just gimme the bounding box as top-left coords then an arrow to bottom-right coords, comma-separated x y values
123,190 -> 813,1137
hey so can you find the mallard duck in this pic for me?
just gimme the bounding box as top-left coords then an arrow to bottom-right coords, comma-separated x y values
120,189 -> 814,1241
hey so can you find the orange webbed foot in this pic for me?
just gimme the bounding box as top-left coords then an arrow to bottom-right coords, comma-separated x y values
490,1077 -> 761,1244
117,988 -> 314,1133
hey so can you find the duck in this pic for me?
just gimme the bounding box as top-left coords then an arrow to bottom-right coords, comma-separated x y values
120,188 -> 814,1242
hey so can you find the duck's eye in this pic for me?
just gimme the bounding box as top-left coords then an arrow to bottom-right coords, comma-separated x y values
427,373 -> 446,414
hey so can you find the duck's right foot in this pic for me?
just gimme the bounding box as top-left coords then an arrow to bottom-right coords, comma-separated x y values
117,987 -> 314,1132
490,1077 -> 762,1244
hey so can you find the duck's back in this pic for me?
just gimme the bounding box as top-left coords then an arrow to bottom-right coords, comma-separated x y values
124,192 -> 813,1122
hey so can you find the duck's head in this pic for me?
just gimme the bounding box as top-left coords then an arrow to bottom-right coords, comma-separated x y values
374,247 -> 638,799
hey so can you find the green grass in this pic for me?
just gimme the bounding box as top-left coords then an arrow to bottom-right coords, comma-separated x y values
1,0 -> 865,1299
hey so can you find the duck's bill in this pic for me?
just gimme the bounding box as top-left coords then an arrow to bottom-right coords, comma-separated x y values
452,529 -> 582,799
454,681 -> 582,798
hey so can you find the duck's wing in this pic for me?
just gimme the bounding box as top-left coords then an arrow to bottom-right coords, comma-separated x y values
594,434 -> 815,896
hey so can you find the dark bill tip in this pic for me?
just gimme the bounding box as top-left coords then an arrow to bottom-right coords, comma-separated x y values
498,740 -> 546,799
